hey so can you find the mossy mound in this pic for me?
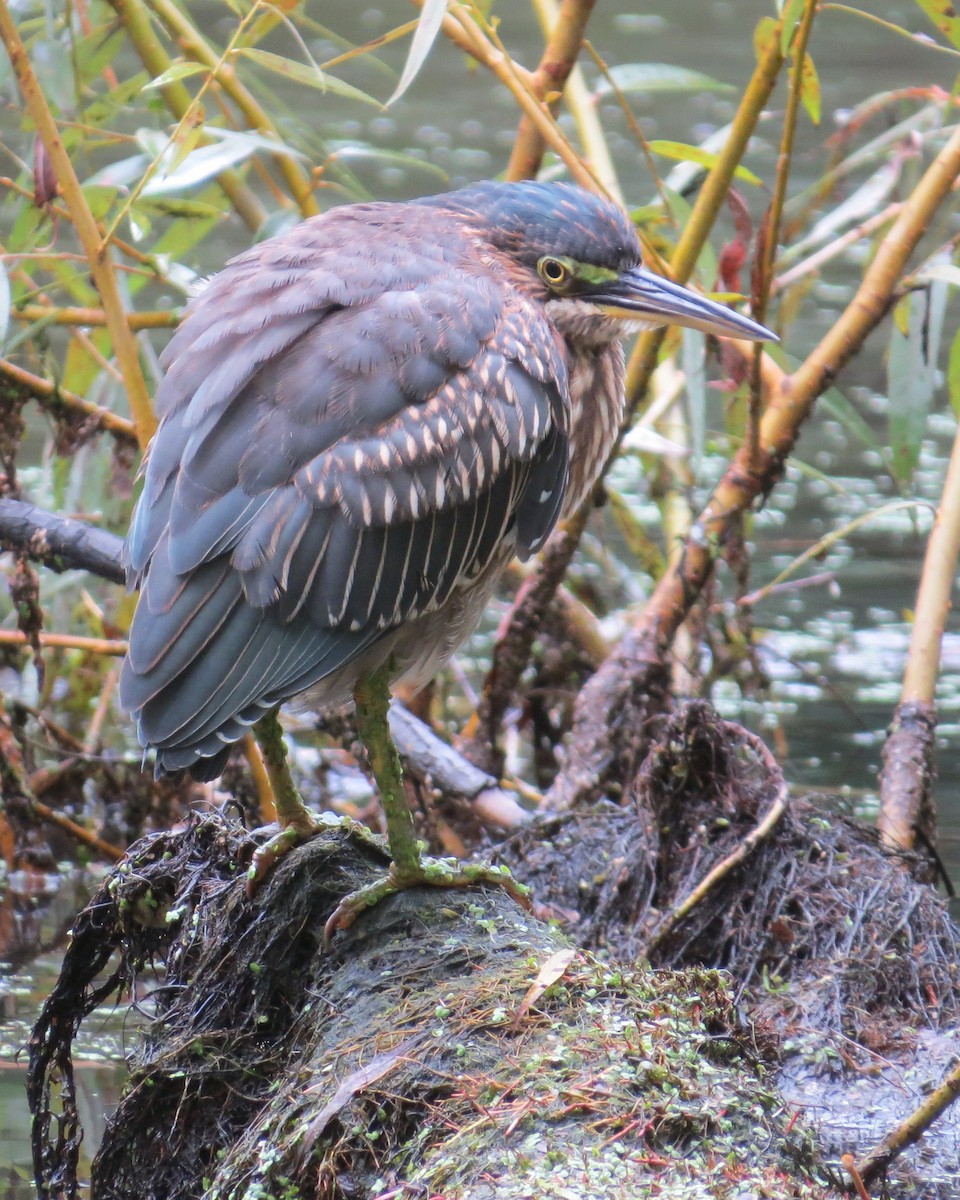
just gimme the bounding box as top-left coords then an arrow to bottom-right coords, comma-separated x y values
30,812 -> 826,1200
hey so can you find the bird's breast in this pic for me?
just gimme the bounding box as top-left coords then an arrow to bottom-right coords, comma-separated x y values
563,341 -> 626,514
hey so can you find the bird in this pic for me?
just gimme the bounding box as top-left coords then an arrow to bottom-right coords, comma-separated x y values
119,180 -> 776,933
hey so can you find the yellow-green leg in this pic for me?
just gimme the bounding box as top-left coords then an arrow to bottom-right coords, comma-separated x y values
322,661 -> 530,943
246,707 -> 333,894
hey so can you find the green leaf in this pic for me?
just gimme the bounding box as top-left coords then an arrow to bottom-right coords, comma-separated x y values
0,261 -> 10,352
796,52 -> 821,125
142,61 -> 209,91
85,154 -> 151,190
32,39 -> 74,113
647,141 -> 762,186
595,64 -> 734,97
388,0 -> 447,105
780,0 -> 807,55
74,25 -> 125,86
234,47 -> 381,108
140,139 -> 270,197
949,327 -> 960,418
913,0 -> 960,49
326,141 -> 448,181
887,288 -> 946,489
915,261 -> 960,289
754,16 -> 780,62
136,197 -> 226,220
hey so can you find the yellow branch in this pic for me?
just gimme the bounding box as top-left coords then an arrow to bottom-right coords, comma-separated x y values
14,304 -> 179,329
0,2 -> 156,449
0,357 -> 138,442
0,629 -> 127,655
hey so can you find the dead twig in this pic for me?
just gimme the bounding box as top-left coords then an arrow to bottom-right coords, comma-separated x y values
641,729 -> 788,957
855,1056 -> 960,1185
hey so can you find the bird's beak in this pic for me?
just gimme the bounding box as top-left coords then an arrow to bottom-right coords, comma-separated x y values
590,265 -> 778,342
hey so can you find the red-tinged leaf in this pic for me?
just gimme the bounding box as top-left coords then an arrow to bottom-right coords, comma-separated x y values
913,0 -> 960,49
718,189 -> 753,293
33,137 -> 58,208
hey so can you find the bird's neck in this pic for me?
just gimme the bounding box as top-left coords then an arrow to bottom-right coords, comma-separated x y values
563,340 -> 626,514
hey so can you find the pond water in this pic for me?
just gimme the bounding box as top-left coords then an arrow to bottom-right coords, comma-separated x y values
2,1 -> 960,1195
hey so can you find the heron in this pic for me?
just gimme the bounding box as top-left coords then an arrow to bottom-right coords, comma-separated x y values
120,180 -> 776,936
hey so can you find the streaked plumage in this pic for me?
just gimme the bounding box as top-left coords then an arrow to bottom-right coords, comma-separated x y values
120,181 -> 774,782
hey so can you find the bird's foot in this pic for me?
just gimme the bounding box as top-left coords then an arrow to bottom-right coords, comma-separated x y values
246,810 -> 387,896
323,857 -> 530,945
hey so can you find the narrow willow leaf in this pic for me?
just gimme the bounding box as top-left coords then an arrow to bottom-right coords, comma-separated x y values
326,141 -> 448,180
388,0 -> 447,105
819,385 -> 889,460
782,159 -> 899,263
682,328 -> 706,473
84,153 -> 151,190
595,63 -> 734,96
913,0 -> 960,49
888,291 -> 941,490
0,261 -> 10,352
796,52 -> 821,125
32,39 -> 74,112
648,141 -> 762,186
780,0 -> 806,55
75,26 -> 125,86
140,140 -> 266,196
916,262 -> 960,289
235,48 -> 382,107
754,15 -> 780,62
142,61 -> 208,91
948,327 -> 960,417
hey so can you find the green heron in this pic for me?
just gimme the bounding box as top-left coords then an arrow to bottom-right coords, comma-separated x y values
120,181 -> 775,933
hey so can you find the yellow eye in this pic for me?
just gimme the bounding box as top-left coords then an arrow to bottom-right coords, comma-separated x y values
538,256 -> 570,287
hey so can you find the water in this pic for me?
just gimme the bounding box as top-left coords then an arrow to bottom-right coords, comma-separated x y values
3,2 -> 960,1194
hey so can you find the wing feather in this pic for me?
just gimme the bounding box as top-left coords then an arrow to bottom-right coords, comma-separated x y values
122,204 -> 572,775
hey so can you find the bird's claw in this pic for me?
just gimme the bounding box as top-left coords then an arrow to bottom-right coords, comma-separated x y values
246,811 -> 385,897
323,857 -> 531,946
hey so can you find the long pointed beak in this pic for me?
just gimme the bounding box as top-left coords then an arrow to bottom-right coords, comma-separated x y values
590,265 -> 778,342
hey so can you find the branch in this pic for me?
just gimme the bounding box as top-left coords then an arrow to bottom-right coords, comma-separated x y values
0,498 -> 527,828
0,359 -> 137,444
878,415 -> 960,850
504,0 -> 600,183
426,0 -> 607,195
469,22 -> 788,760
549,123 -> 960,810
856,1055 -> 960,1185
13,304 -> 179,330
0,498 -> 125,583
146,0 -> 319,218
108,0 -> 267,232
0,2 -> 155,448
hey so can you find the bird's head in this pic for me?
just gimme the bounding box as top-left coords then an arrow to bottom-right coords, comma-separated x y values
424,180 -> 777,348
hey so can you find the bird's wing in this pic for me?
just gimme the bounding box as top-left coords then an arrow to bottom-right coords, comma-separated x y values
120,206 -> 570,770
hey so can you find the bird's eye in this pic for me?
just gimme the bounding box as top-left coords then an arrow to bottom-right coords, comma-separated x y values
538,256 -> 570,287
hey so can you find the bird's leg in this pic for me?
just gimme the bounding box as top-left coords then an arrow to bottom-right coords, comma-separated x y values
245,708 -> 375,893
323,662 -> 530,943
